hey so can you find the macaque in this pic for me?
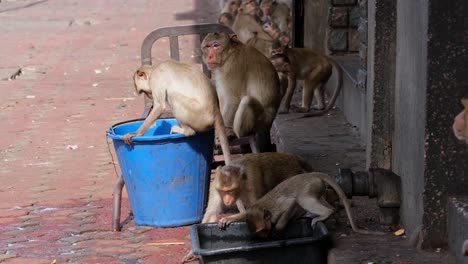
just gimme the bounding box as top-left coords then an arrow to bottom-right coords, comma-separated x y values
263,20 -> 291,48
453,96 -> 468,142
122,61 -> 232,164
201,32 -> 281,152
202,152 -> 313,224
243,172 -> 386,237
259,0 -> 291,33
218,0 -> 241,27
231,7 -> 275,57
218,12 -> 235,28
221,0 -> 241,17
269,47 -> 343,116
232,2 -> 264,43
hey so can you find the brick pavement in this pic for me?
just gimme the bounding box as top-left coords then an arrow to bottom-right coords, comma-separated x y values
0,0 -> 220,263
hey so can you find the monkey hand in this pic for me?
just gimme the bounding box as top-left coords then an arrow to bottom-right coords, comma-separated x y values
218,216 -> 236,229
123,132 -> 138,144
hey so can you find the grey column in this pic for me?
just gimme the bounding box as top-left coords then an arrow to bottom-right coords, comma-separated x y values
394,0 -> 468,248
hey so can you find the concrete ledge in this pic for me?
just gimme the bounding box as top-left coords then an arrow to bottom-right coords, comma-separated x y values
327,55 -> 367,144
448,196 -> 468,264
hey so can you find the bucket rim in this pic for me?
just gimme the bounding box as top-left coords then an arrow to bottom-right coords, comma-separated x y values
106,118 -> 187,141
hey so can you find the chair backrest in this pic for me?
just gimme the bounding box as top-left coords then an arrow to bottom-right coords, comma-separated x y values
139,24 -> 234,117
140,24 -> 234,75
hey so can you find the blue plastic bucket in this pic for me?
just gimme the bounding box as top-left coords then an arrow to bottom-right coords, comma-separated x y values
106,118 -> 214,227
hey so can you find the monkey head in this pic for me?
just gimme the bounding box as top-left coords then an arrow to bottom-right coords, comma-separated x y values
246,207 -> 272,237
201,32 -> 236,70
214,165 -> 245,207
238,0 -> 257,16
227,0 -> 241,15
133,65 -> 153,97
218,12 -> 234,27
262,20 -> 280,39
259,0 -> 273,16
269,53 -> 290,73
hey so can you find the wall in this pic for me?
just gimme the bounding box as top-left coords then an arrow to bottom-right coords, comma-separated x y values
303,0 -> 360,54
393,0 -> 427,246
303,0 -> 328,53
394,0 -> 468,248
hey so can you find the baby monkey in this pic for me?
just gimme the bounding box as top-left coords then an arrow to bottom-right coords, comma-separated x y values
244,172 -> 386,237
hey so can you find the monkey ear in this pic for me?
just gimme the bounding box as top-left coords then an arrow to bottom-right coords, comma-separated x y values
137,71 -> 147,80
263,209 -> 272,221
230,34 -> 240,45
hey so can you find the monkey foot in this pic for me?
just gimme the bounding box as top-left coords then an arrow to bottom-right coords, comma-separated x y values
224,127 -> 237,140
181,250 -> 199,263
292,106 -> 310,113
312,105 -> 325,111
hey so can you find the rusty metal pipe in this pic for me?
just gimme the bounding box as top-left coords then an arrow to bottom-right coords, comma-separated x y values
336,168 -> 401,225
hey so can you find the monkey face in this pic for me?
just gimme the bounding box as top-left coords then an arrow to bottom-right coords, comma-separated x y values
219,188 -> 239,207
259,0 -> 272,15
218,13 -> 234,27
228,0 -> 241,14
270,57 -> 289,73
239,0 -> 257,15
202,35 -> 226,70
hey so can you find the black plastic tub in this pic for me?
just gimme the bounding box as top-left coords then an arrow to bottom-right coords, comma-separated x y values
190,218 -> 330,264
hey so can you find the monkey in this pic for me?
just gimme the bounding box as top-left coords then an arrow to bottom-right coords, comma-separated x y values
231,4 -> 276,57
201,32 -> 281,152
221,172 -> 386,236
232,2 -> 264,43
201,152 -> 313,224
122,61 -> 232,164
221,0 -> 241,17
218,12 -> 235,28
263,20 -> 291,48
269,47 -> 343,116
180,152 -> 313,263
259,0 -> 291,34
218,0 -> 241,27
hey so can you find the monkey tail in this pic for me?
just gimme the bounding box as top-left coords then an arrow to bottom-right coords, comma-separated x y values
313,172 -> 386,235
298,58 -> 343,119
214,108 -> 232,165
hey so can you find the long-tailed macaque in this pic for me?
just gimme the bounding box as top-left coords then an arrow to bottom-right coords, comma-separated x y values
218,0 -> 242,27
219,12 -> 235,28
263,20 -> 291,48
202,152 -> 313,224
242,172 -> 386,236
232,1 -> 263,43
221,0 -> 241,17
269,47 -> 343,116
201,32 -> 281,152
122,61 -> 232,164
259,0 -> 291,33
